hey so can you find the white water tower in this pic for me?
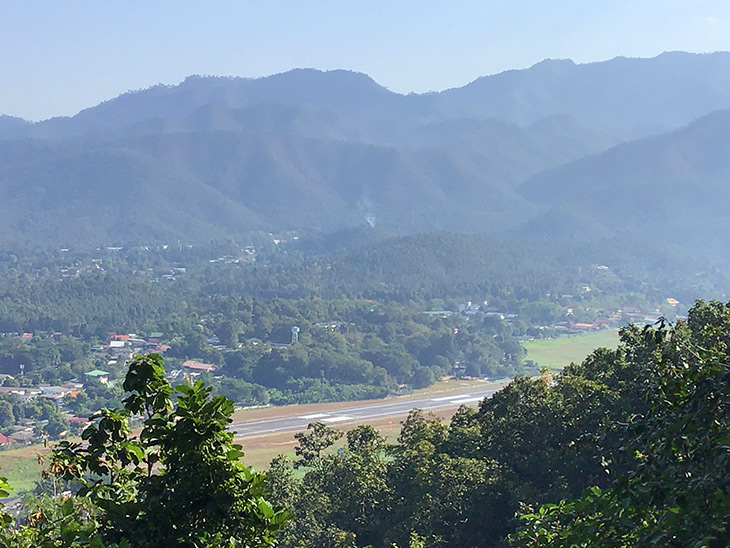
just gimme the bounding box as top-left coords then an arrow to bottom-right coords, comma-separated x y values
291,326 -> 300,344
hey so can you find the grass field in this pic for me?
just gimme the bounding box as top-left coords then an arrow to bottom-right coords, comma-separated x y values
523,329 -> 620,369
0,444 -> 49,493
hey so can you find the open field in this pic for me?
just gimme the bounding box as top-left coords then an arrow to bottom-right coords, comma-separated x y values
238,406 -> 458,469
523,329 -> 620,369
0,444 -> 49,493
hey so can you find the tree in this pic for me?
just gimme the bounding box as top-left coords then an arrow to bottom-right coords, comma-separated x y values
50,353 -> 288,547
0,401 -> 14,429
293,421 -> 343,467
271,426 -> 388,548
43,414 -> 69,438
218,319 -> 245,348
513,302 -> 730,548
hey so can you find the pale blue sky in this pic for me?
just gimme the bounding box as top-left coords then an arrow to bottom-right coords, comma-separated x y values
3,1 -> 730,120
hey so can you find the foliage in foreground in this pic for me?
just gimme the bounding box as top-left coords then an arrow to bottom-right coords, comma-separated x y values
0,353 -> 288,547
2,300 -> 730,547
514,301 -> 730,548
267,300 -> 730,548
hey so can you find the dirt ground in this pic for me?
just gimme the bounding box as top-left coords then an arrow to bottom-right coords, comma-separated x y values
236,406 -> 464,469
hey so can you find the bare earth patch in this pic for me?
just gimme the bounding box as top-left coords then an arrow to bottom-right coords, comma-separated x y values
236,398 -> 476,469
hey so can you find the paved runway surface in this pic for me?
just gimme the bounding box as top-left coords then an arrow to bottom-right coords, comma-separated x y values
230,387 -> 501,438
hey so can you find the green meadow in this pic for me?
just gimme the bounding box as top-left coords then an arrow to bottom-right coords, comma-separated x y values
523,329 -> 620,370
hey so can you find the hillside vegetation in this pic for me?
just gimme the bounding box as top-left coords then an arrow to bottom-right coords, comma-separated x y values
1,52 -> 730,274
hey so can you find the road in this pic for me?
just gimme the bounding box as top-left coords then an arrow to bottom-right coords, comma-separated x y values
229,386 -> 501,438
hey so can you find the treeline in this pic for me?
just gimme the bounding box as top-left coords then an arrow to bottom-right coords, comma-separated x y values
2,230 -> 724,311
0,231 -> 721,342
263,300 -> 730,547
171,296 -> 526,404
0,274 -> 184,336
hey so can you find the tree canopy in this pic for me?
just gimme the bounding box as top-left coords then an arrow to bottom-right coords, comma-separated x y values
1,354 -> 288,547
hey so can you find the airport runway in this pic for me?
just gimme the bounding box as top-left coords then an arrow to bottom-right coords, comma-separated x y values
229,386 -> 501,438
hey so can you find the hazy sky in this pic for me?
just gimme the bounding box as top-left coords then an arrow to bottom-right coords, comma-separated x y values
4,1 -> 730,120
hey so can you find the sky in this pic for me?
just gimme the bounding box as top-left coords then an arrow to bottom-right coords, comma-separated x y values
3,1 -> 730,121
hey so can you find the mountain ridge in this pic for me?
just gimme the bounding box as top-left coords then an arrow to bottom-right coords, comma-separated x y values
518,107 -> 730,256
6,51 -> 730,140
0,51 -> 729,268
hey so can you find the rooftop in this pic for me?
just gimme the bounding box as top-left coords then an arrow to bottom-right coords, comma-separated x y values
182,360 -> 217,373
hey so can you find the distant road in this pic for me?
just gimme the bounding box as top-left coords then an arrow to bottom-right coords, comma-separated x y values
230,387 -> 501,438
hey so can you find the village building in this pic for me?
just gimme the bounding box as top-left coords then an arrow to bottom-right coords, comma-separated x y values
0,433 -> 15,445
181,360 -> 217,373
85,369 -> 110,384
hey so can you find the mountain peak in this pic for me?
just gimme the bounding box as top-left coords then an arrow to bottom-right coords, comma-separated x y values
530,58 -> 577,69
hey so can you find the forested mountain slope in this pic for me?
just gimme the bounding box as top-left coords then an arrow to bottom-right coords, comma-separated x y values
1,52 -> 730,267
519,108 -> 730,257
436,51 -> 730,138
0,120 -> 606,246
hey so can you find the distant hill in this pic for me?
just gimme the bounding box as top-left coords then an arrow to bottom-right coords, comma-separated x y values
316,232 -> 573,299
519,108 -> 730,257
1,51 -> 730,262
0,115 -> 31,139
0,116 -> 610,246
9,71 -> 409,140
278,231 -> 730,303
5,52 -> 730,141
434,51 -> 730,139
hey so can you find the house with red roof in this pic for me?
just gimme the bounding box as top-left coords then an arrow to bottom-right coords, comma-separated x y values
0,433 -> 15,445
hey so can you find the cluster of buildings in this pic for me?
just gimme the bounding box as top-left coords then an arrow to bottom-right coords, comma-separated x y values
452,294 -> 682,336
0,380 -> 90,446
0,331 -> 176,447
92,332 -> 170,368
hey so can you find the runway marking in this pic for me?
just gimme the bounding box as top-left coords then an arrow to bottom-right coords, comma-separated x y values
298,413 -> 329,419
229,388 -> 501,437
340,391 -> 494,413
448,397 -> 484,405
322,416 -> 355,423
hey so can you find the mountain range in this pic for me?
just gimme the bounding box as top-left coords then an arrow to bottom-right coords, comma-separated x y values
1,51 -> 730,268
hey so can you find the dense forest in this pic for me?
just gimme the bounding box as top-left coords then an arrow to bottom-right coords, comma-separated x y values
0,299 -> 728,546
